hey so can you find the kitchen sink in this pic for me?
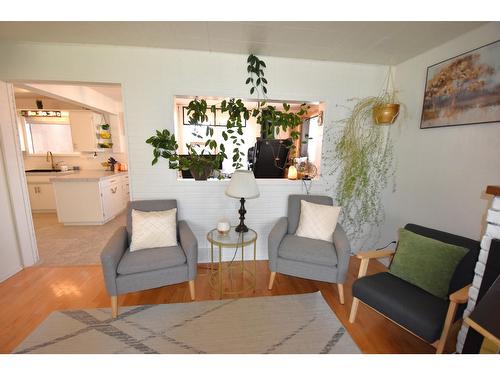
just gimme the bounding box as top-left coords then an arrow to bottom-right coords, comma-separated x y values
25,169 -> 63,172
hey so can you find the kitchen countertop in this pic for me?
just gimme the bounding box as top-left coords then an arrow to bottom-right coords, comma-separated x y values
49,170 -> 128,182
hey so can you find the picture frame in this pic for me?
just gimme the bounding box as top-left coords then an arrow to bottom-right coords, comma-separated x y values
420,39 -> 500,129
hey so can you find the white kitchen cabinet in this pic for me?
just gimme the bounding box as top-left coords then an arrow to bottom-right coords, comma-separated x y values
69,110 -> 121,153
107,113 -> 126,153
52,172 -> 129,225
27,182 -> 56,211
100,178 -> 124,221
69,111 -> 96,152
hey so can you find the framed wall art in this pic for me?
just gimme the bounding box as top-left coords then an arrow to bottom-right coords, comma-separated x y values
420,40 -> 500,129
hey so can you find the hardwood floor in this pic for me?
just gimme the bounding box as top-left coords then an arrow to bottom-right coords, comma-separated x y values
0,257 -> 459,354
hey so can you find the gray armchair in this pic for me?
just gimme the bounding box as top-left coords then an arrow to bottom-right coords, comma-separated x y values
101,199 -> 198,318
267,195 -> 351,304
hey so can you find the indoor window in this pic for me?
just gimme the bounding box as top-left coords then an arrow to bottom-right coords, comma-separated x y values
174,96 -> 325,179
22,114 -> 74,154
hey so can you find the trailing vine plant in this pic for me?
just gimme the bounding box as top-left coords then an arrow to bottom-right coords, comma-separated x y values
329,93 -> 401,244
146,54 -> 309,178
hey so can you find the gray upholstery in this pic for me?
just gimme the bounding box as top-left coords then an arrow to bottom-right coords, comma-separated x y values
353,272 -> 449,342
268,195 -> 351,284
101,200 -> 198,297
279,234 -> 337,267
117,245 -> 187,275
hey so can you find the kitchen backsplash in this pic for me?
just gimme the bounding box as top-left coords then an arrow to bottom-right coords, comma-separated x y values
23,152 -> 127,171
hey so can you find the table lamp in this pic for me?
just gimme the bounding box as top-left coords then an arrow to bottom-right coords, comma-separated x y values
225,170 -> 260,232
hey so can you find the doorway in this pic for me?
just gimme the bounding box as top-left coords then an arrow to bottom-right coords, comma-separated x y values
10,81 -> 130,266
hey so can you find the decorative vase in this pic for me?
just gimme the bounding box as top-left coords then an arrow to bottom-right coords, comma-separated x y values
373,103 -> 400,125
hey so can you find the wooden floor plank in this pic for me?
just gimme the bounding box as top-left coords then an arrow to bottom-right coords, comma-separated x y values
0,257 -> 452,354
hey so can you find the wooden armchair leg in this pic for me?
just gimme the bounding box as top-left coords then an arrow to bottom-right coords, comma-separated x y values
189,280 -> 195,300
436,300 -> 458,354
111,296 -> 118,319
268,272 -> 276,290
337,283 -> 345,305
349,297 -> 360,323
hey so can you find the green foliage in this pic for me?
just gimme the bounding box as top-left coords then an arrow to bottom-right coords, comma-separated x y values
146,54 -> 309,176
246,54 -> 268,97
332,94 -> 398,242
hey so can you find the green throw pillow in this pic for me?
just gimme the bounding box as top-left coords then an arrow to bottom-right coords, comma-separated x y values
389,228 -> 469,299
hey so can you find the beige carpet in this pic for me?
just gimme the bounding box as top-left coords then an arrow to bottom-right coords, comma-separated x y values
32,212 -> 126,266
14,292 -> 361,354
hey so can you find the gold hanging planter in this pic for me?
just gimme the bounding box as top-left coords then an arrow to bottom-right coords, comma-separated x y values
373,103 -> 400,125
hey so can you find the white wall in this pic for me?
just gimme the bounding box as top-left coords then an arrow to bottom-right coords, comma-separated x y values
0,41 -> 388,261
379,22 -> 500,247
0,81 -> 37,274
0,143 -> 23,281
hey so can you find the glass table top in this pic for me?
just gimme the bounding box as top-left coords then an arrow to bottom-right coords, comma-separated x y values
207,227 -> 257,246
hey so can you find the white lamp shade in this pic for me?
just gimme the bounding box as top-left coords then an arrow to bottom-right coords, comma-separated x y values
225,170 -> 260,199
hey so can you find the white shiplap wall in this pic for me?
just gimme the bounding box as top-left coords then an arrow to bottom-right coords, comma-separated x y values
0,42 -> 388,261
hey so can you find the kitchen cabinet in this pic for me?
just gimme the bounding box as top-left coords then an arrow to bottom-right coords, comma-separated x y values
52,171 -> 129,225
26,174 -> 58,211
69,110 -> 106,152
27,182 -> 56,211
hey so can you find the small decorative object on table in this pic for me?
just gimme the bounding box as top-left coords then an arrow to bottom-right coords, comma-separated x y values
217,220 -> 230,235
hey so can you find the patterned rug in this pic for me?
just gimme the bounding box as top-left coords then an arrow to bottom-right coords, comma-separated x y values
14,292 -> 361,354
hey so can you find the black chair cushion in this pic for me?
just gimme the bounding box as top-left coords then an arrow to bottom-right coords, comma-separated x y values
352,272 -> 449,342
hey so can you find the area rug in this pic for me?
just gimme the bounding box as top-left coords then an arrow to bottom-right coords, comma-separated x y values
14,292 -> 361,354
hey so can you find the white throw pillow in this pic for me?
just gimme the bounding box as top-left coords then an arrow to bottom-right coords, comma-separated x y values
129,208 -> 177,252
295,200 -> 341,242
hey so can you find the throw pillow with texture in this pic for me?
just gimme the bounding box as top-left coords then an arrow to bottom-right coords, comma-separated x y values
130,208 -> 177,252
295,200 -> 341,242
389,228 -> 469,299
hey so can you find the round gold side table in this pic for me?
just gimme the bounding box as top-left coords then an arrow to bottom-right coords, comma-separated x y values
206,227 -> 257,298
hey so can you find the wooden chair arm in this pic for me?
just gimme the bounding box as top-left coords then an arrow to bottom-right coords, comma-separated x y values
449,284 -> 471,304
356,249 -> 395,260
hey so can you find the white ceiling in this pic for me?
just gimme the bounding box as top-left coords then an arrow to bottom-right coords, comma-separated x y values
0,21 -> 487,64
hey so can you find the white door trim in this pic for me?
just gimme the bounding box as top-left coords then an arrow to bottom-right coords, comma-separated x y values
0,81 -> 39,267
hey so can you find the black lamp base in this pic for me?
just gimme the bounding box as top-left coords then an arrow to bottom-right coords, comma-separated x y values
235,197 -> 249,232
235,223 -> 249,233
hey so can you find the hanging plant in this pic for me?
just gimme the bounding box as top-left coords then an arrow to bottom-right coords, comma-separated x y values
330,68 -> 404,243
372,67 -> 402,125
146,54 -> 308,179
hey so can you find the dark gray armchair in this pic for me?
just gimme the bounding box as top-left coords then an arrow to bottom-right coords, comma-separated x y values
100,200 -> 198,318
267,195 -> 351,304
349,224 -> 480,353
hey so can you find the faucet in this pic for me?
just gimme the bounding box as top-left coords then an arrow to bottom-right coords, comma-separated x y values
46,151 -> 55,170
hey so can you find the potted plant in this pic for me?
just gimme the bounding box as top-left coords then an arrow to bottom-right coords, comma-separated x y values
327,69 -> 405,242
146,54 -> 309,180
372,67 -> 402,125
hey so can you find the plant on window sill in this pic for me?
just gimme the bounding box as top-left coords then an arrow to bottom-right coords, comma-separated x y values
146,54 -> 309,180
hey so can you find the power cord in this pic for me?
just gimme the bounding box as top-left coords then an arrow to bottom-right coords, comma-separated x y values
349,240 -> 397,257
302,178 -> 313,194
375,240 -> 397,250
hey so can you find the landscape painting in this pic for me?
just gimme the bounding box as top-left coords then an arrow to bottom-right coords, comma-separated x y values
420,40 -> 500,129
